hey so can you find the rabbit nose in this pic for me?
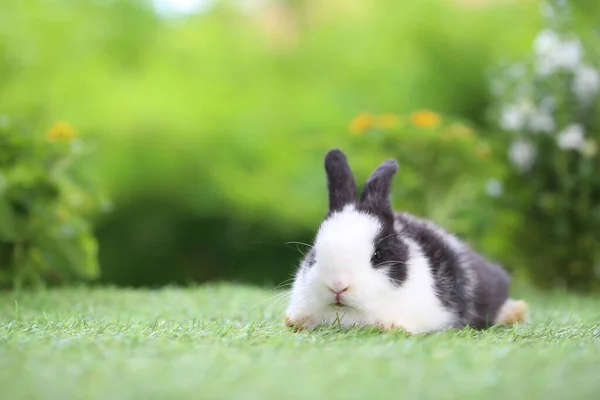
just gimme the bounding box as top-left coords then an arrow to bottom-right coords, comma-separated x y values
327,284 -> 350,295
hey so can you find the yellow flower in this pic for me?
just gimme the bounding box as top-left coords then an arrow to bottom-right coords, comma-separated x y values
410,110 -> 441,128
47,121 -> 76,142
475,143 -> 491,159
376,113 -> 399,129
348,112 -> 376,135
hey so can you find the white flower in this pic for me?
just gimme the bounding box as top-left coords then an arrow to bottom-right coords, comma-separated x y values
572,65 -> 600,103
485,179 -> 503,197
508,139 -> 537,172
539,1 -> 555,19
560,40 -> 583,69
539,96 -> 556,112
528,110 -> 555,133
534,30 -> 561,58
500,100 -> 554,133
500,105 -> 527,131
533,29 -> 583,76
556,124 -> 585,150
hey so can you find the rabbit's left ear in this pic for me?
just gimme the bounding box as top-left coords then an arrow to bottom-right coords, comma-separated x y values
359,159 -> 398,214
324,149 -> 357,213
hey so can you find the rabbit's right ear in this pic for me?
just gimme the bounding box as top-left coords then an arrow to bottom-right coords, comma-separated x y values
359,158 -> 398,215
324,149 -> 357,213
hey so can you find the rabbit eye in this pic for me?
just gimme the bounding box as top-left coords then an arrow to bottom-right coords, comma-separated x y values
371,249 -> 382,265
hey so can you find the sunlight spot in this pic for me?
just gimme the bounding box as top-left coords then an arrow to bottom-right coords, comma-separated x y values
153,0 -> 212,16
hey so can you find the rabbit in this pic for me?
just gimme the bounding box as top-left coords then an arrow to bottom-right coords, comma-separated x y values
284,149 -> 528,334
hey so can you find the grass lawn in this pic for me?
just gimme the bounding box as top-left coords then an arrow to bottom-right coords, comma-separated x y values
1,283 -> 599,400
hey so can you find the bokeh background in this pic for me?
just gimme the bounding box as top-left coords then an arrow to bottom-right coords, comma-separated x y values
1,0 -> 599,291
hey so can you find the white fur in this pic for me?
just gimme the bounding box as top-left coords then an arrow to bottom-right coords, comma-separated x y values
285,205 -> 456,334
396,212 -> 477,319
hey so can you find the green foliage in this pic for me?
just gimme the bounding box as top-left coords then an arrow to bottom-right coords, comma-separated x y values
90,0 -> 539,287
0,0 -> 543,287
0,118 -> 100,288
485,0 -> 600,290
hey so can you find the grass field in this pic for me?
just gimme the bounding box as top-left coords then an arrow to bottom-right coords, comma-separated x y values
1,283 -> 599,400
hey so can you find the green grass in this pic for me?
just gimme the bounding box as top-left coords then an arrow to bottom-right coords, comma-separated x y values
1,284 -> 599,400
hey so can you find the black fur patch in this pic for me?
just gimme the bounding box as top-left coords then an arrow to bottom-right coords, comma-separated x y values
394,213 -> 469,320
356,157 -> 407,285
394,212 -> 511,329
468,253 -> 511,329
371,224 -> 409,285
324,149 -> 357,214
359,159 -> 398,219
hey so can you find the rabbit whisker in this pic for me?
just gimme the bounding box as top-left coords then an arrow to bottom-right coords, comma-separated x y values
285,241 -> 313,248
374,260 -> 406,268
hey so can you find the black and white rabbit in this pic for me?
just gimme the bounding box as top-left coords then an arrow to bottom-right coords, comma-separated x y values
284,149 -> 528,334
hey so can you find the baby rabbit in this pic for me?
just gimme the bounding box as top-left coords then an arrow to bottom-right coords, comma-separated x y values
284,149 -> 528,334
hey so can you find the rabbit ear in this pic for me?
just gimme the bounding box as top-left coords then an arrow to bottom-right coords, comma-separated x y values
359,159 -> 398,214
324,149 -> 357,213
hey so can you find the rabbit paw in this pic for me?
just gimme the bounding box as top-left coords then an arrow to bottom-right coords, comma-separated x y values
375,320 -> 412,335
284,315 -> 315,331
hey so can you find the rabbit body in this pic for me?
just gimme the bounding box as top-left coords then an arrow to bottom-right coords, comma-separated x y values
284,150 -> 528,334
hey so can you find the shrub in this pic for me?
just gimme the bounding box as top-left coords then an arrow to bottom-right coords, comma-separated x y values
486,0 -> 600,291
346,110 -> 500,242
0,117 -> 100,288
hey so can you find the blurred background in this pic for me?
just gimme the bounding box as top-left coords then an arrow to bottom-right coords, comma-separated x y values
1,0 -> 599,291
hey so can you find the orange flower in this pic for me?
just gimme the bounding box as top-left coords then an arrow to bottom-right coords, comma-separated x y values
376,113 -> 399,129
47,121 -> 76,141
410,110 -> 441,128
348,112 -> 376,135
